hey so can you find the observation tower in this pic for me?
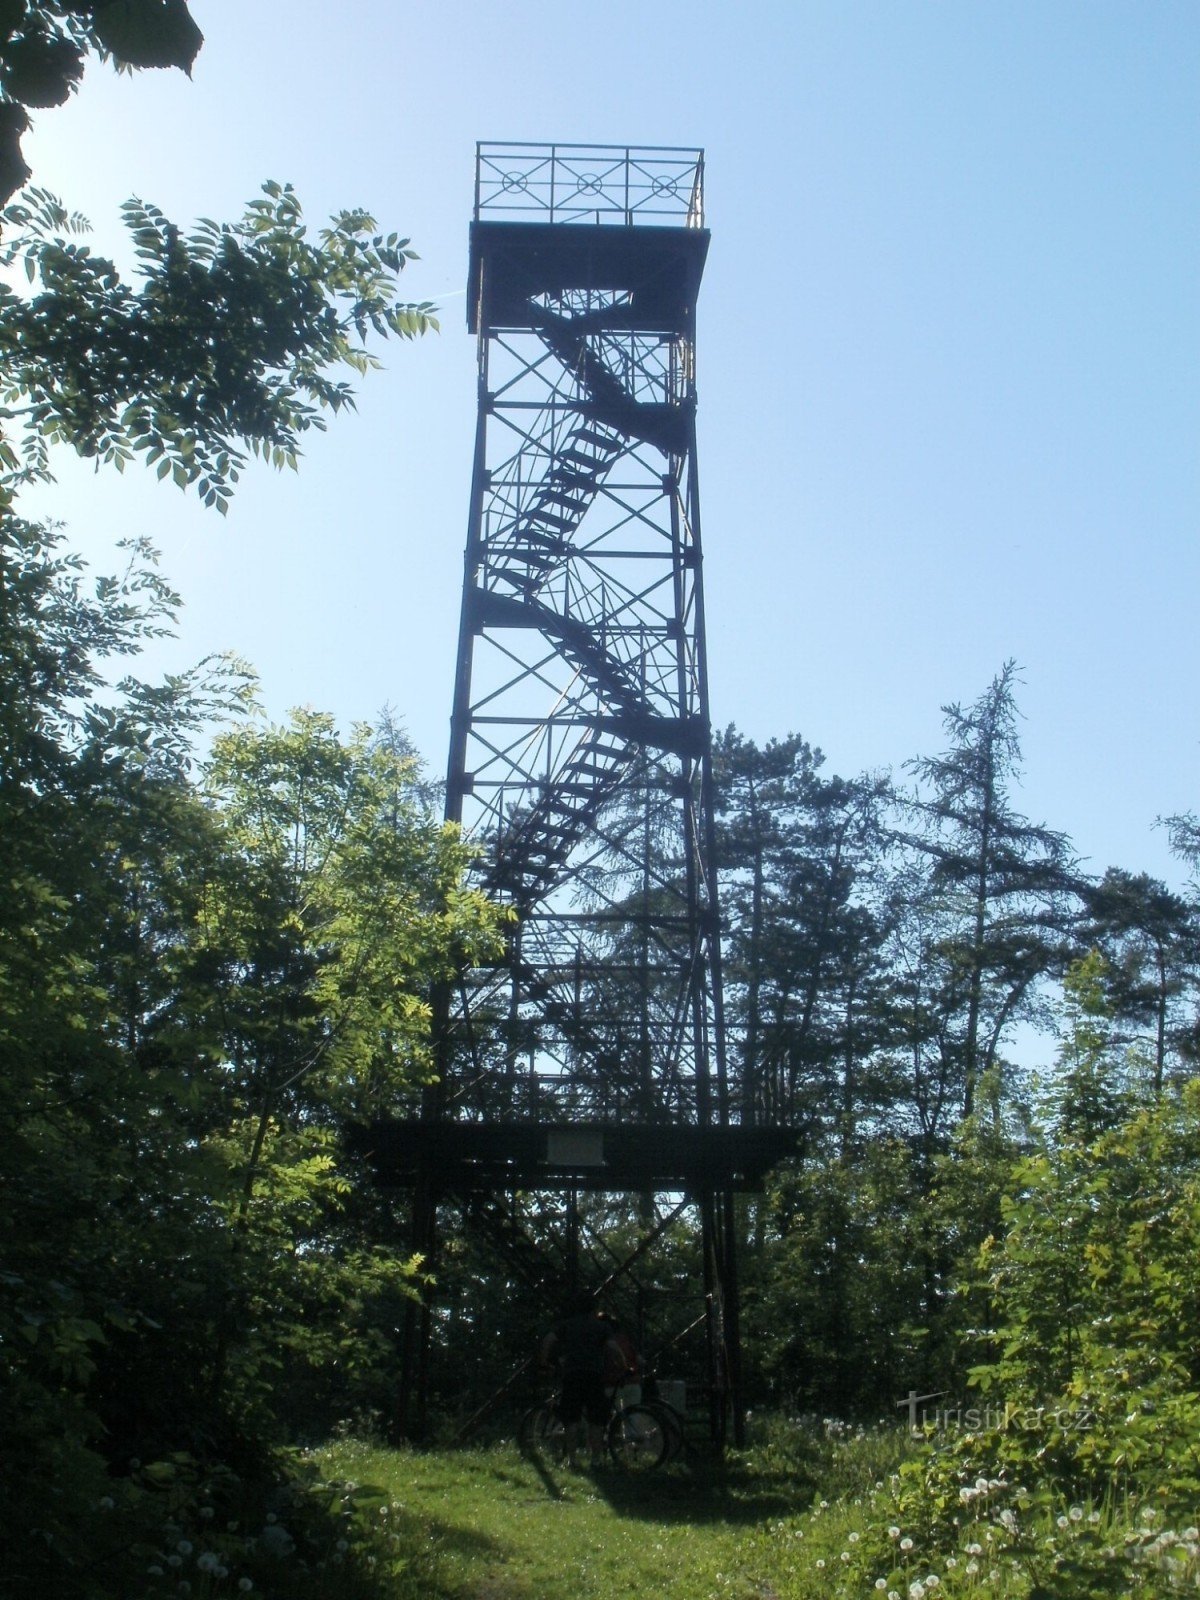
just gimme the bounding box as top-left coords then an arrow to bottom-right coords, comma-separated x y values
366,144 -> 792,1442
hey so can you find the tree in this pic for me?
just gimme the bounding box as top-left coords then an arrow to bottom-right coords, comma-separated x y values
713,727 -> 893,1134
897,662 -> 1079,1121
0,529 -> 505,1589
1080,869 -> 1198,1094
0,2 -> 205,203
0,183 -> 437,508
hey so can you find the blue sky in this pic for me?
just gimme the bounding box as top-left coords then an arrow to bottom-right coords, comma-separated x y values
20,0 -> 1199,889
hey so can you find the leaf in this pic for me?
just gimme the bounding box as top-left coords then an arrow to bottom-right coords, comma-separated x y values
92,0 -> 204,75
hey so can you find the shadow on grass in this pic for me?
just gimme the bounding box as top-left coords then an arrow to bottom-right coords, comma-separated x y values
513,1445 -> 810,1524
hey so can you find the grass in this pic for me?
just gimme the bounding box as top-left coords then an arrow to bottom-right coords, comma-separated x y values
308,1421 -> 1200,1600
312,1420 -> 895,1600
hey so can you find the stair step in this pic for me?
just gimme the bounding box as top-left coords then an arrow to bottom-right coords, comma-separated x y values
525,507 -> 574,532
571,426 -> 622,452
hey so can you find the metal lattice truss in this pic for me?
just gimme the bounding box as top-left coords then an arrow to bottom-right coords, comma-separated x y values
443,175 -> 725,1133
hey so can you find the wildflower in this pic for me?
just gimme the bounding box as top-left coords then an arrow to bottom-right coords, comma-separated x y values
259,1524 -> 295,1558
98,1496 -> 115,1511
1068,1506 -> 1083,1522
849,1532 -> 861,1543
925,1578 -> 940,1589
199,1506 -> 214,1521
815,1559 -> 825,1570
965,1561 -> 979,1575
238,1584 -> 253,1595
176,1540 -> 192,1556
1056,1515 -> 1069,1529
1087,1511 -> 1101,1525
888,1527 -> 901,1540
998,1509 -> 1017,1531
197,1554 -> 219,1573
975,1477 -> 989,1493
966,1543 -> 982,1556
900,1537 -> 914,1551
265,1512 -> 278,1525
840,1551 -> 851,1562
876,1582 -> 888,1592
909,1583 -> 925,1600
335,1539 -> 349,1552
945,1557 -> 957,1569
148,1567 -> 164,1578
167,1555 -> 183,1569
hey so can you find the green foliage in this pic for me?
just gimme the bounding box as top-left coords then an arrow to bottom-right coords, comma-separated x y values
0,181 -> 438,507
0,3 -> 204,203
749,1140 -> 936,1415
0,520 -> 505,1594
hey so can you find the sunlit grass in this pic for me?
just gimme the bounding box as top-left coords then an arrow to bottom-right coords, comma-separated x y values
310,1423 -> 1200,1599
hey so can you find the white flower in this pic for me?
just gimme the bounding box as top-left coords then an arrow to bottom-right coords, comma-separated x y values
909,1583 -> 925,1600
999,1509 -> 1017,1531
888,1527 -> 901,1540
900,1536 -> 914,1551
147,1567 -> 164,1578
840,1551 -> 851,1562
199,1506 -> 214,1520
238,1583 -> 253,1595
815,1558 -> 825,1570
98,1496 -> 115,1511
966,1543 -> 982,1556
849,1531 -> 860,1543
1068,1506 -> 1084,1522
259,1524 -> 295,1559
1056,1515 -> 1069,1529
167,1555 -> 183,1569
966,1560 -> 979,1575
197,1553 -> 219,1574
925,1577 -> 940,1589
945,1557 -> 957,1569
176,1541 -> 192,1556
876,1582 -> 888,1592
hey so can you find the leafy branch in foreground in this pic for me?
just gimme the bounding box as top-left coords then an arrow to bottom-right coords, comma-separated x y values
0,181 -> 439,510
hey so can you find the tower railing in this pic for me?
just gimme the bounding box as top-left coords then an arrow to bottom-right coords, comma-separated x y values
475,141 -> 704,227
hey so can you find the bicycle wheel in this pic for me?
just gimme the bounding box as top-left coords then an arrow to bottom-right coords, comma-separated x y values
519,1404 -> 567,1463
607,1403 -> 668,1472
641,1398 -> 685,1461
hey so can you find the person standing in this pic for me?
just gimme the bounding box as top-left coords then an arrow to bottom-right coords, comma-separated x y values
539,1297 -> 629,1467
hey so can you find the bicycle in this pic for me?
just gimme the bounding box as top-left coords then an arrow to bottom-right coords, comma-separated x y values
519,1387 -> 671,1472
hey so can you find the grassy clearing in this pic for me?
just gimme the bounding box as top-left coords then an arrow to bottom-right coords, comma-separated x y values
311,1423 -> 1200,1600
313,1423 -> 900,1600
